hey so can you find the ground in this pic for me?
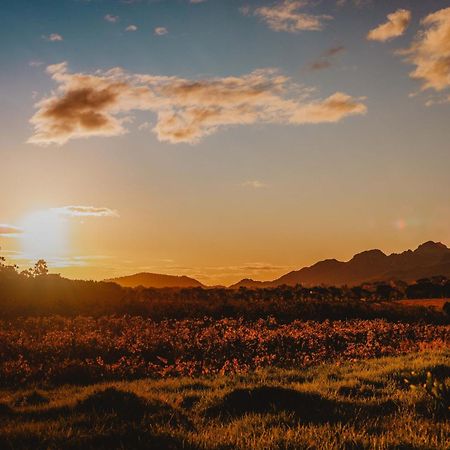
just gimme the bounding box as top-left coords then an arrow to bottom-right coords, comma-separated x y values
0,350 -> 448,449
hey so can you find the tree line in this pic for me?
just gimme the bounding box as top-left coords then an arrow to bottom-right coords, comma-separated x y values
0,255 -> 448,322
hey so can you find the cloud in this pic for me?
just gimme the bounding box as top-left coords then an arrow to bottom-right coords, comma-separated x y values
367,9 -> 411,42
309,60 -> 332,71
28,62 -> 367,145
248,1 -> 333,33
42,33 -> 63,42
242,180 -> 267,189
46,255 -> 113,268
154,26 -> 168,36
52,206 -> 119,218
104,14 -> 119,23
28,63 -> 128,144
308,45 -> 345,71
400,7 -> 450,93
288,92 -> 366,123
337,0 -> 371,8
29,60 -> 44,67
239,263 -> 286,272
9,253 -> 113,269
125,25 -> 138,32
0,224 -> 23,237
325,45 -> 345,57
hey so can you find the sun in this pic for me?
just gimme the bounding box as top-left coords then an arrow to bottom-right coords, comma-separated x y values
19,210 -> 68,260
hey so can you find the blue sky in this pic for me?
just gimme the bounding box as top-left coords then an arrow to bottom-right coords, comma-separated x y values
0,0 -> 449,285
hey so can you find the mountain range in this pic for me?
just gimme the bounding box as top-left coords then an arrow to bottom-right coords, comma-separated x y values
107,241 -> 450,289
230,241 -> 450,288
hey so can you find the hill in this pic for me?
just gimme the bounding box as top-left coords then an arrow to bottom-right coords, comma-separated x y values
231,241 -> 450,288
107,272 -> 205,289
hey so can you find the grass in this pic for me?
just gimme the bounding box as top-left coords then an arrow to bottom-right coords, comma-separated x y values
0,350 -> 448,449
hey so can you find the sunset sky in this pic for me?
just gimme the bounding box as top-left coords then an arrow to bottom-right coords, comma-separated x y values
1,0 -> 450,285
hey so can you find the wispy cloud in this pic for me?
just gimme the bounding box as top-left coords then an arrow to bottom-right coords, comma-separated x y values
42,33 -> 63,42
29,60 -> 44,67
337,0 -> 372,8
28,62 -> 367,146
242,180 -> 267,189
154,26 -> 168,36
52,206 -> 119,218
308,46 -> 345,71
325,45 -> 346,57
309,60 -> 332,71
125,24 -> 138,32
399,7 -> 450,95
367,9 -> 411,42
246,1 -> 333,33
9,253 -> 113,269
104,14 -> 119,23
0,224 -> 23,237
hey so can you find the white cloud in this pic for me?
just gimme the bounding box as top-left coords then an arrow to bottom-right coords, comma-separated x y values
28,62 -> 367,145
0,224 -> 23,237
29,60 -> 44,67
42,33 -> 63,42
367,9 -> 411,42
248,1 -> 333,33
105,14 -> 119,23
154,26 -> 168,36
125,25 -> 138,32
52,206 -> 119,218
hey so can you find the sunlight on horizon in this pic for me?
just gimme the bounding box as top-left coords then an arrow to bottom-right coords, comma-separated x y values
19,210 -> 69,260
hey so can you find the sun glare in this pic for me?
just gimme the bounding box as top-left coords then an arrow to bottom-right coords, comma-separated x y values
20,210 -> 68,260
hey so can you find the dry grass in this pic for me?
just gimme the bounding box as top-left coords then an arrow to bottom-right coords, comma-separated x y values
0,350 -> 448,449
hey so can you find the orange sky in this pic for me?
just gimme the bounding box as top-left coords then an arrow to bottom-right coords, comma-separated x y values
1,1 -> 450,286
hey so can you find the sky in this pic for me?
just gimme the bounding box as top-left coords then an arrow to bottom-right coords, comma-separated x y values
1,0 -> 450,286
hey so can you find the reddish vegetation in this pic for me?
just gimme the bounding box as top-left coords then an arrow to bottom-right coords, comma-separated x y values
396,298 -> 448,310
0,317 -> 448,386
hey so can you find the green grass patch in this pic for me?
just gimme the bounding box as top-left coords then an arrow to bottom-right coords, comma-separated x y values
0,350 -> 448,449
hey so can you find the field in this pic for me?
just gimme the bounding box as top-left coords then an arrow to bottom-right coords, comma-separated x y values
0,276 -> 449,449
0,316 -> 448,385
0,314 -> 449,449
0,350 -> 449,449
396,298 -> 449,310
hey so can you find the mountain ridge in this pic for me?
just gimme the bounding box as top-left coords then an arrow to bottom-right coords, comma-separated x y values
107,272 -> 205,289
230,241 -> 450,288
107,241 -> 450,289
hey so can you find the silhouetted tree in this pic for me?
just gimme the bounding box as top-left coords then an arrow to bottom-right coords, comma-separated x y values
443,302 -> 450,317
33,259 -> 48,277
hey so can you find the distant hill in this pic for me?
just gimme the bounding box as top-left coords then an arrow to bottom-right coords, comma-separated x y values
231,241 -> 450,288
108,272 -> 205,289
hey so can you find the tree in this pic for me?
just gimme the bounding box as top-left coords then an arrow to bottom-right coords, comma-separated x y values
33,259 -> 48,277
443,302 -> 450,317
0,247 -> 18,275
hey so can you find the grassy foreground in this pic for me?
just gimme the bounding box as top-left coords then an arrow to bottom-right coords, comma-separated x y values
0,350 -> 449,449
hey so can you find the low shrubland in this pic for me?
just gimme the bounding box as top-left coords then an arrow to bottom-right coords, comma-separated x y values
0,316 -> 447,386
